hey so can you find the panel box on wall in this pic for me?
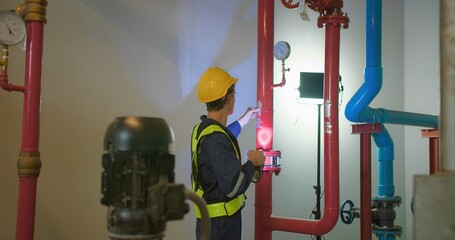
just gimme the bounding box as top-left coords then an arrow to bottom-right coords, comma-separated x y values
299,72 -> 342,102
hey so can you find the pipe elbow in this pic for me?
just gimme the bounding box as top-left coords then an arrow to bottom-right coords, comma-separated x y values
372,128 -> 394,161
345,67 -> 383,123
0,79 -> 13,92
314,209 -> 339,235
0,71 -> 25,92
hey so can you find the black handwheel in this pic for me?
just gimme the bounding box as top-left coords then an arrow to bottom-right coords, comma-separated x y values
340,200 -> 355,224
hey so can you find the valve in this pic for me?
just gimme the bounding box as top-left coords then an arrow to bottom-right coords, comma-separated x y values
371,196 -> 403,238
281,0 -> 300,9
340,200 -> 360,224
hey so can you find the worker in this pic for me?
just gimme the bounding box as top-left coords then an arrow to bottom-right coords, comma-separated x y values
191,67 -> 265,240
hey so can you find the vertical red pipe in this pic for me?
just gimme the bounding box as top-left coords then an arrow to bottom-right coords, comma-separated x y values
21,21 -> 43,151
353,123 -> 380,240
360,133 -> 372,240
255,0 -> 274,239
429,137 -> 439,174
258,20 -> 343,237
353,124 -> 380,240
421,129 -> 439,175
16,20 -> 45,240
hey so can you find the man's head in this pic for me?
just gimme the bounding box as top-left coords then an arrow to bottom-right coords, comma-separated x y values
197,67 -> 238,112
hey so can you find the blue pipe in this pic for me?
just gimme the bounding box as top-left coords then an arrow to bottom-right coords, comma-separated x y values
372,126 -> 394,197
344,0 -> 438,239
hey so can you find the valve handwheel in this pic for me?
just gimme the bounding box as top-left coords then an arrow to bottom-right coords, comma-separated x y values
281,0 -> 299,9
340,200 -> 356,224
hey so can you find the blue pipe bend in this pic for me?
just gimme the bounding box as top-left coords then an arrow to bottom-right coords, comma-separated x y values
345,67 -> 382,123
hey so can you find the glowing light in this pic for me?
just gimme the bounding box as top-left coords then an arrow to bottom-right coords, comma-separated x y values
257,127 -> 273,149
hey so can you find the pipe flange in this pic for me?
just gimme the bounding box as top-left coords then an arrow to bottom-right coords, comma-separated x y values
372,225 -> 403,238
372,195 -> 402,206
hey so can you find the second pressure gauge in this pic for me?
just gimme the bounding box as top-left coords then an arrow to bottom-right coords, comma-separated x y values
273,41 -> 291,61
0,10 -> 26,46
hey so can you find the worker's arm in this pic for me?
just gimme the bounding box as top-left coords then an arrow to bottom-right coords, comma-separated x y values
227,107 -> 260,138
201,133 -> 255,200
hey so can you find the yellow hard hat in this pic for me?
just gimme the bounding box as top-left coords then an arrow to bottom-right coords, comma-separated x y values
197,67 -> 238,103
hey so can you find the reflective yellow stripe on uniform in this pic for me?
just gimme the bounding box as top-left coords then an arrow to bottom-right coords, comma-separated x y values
191,123 -> 245,218
194,189 -> 246,218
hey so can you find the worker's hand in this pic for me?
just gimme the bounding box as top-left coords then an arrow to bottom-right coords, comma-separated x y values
247,150 -> 265,167
237,107 -> 260,128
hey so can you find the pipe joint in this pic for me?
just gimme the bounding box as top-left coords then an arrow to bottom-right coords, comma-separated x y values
17,152 -> 42,177
19,0 -> 48,23
262,150 -> 281,174
317,14 -> 349,29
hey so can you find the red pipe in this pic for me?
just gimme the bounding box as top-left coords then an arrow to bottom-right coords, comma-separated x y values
421,129 -> 439,175
268,20 -> 342,236
16,19 -> 45,240
21,21 -> 44,152
16,177 -> 39,240
255,0 -> 274,238
0,70 -> 26,92
360,132 -> 372,240
352,124 -> 381,240
429,137 -> 439,174
255,0 -> 348,237
256,0 -> 274,152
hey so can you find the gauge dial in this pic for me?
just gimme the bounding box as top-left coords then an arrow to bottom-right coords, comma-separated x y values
0,10 -> 26,46
273,41 -> 291,60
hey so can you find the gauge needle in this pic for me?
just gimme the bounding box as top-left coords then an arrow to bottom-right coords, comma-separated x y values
5,21 -> 13,34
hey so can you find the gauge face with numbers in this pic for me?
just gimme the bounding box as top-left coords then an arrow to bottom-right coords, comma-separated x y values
273,41 -> 291,61
0,10 -> 26,46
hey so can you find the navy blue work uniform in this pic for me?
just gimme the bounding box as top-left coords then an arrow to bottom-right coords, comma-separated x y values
192,115 -> 255,240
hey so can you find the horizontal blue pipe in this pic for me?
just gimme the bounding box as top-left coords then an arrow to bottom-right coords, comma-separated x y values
375,109 -> 438,128
362,108 -> 438,128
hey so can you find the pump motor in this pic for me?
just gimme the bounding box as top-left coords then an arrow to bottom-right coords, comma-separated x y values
101,117 -> 188,240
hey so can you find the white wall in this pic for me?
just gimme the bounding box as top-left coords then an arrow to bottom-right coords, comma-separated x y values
404,1 -> 440,240
0,0 -> 438,239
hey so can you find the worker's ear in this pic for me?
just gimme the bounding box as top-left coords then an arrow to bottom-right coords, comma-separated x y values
226,93 -> 234,103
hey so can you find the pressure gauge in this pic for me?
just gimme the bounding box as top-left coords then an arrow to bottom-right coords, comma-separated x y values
273,41 -> 291,60
0,10 -> 26,46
